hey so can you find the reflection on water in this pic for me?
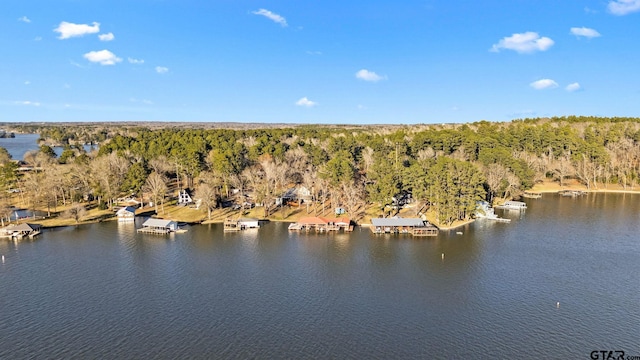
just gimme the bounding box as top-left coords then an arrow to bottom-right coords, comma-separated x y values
0,194 -> 639,359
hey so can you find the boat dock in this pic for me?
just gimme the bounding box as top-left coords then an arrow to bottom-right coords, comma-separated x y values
370,218 -> 439,237
522,191 -> 542,199
288,217 -> 353,233
559,190 -> 586,197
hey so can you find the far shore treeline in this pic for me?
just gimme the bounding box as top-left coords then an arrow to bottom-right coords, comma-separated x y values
1,116 -> 640,226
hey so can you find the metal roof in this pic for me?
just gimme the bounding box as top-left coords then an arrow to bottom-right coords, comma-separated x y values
142,218 -> 176,227
371,218 -> 425,227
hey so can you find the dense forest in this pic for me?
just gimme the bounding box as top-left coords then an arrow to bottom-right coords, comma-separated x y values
1,116 -> 640,225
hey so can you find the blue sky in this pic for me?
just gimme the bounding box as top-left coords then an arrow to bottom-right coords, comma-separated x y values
1,0 -> 640,124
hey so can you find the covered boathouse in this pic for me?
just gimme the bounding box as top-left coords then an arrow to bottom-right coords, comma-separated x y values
137,218 -> 178,234
370,217 -> 438,237
288,216 -> 353,232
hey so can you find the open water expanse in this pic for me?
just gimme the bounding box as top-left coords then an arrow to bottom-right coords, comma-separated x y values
1,193 -> 639,359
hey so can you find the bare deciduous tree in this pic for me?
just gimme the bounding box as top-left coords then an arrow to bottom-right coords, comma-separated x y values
143,172 -> 168,214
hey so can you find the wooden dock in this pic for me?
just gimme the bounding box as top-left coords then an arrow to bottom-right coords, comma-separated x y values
522,191 -> 542,199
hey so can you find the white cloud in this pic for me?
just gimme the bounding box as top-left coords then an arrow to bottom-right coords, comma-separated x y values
306,51 -> 322,55
18,16 -> 31,23
252,9 -> 288,27
356,69 -> 386,82
128,57 -> 144,64
98,32 -> 115,41
24,81 -> 31,85
130,98 -> 154,105
608,0 -> 640,15
296,97 -> 317,107
570,27 -> 601,38
530,79 -> 559,90
155,66 -> 169,74
566,82 -> 581,92
55,21 -> 100,39
34,36 -> 42,41
17,100 -> 41,107
83,50 -> 122,65
491,32 -> 554,53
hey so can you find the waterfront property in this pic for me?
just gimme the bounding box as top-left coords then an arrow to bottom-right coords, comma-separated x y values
494,200 -> 527,211
288,216 -> 353,232
0,223 -> 42,239
370,217 -> 438,236
224,218 -> 261,232
116,206 -> 136,222
137,218 -> 179,234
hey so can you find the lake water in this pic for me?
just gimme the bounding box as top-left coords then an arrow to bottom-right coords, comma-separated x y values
0,133 -> 96,160
1,193 -> 638,358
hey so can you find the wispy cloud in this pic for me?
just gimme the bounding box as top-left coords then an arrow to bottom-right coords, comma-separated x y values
128,57 -> 144,65
18,16 -> 31,23
491,32 -> 554,54
155,66 -> 169,74
252,9 -> 288,27
296,97 -> 317,107
24,81 -> 31,85
16,100 -> 41,107
566,82 -> 581,92
130,98 -> 154,105
608,0 -> 640,15
55,21 -> 100,39
98,32 -> 115,41
34,36 -> 42,41
570,27 -> 601,38
530,79 -> 559,90
355,69 -> 386,82
83,50 -> 122,65
306,51 -> 322,55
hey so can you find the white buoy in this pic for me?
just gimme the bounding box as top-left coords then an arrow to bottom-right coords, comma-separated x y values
1,255 -> 4,263
556,301 -> 560,308
441,253 -> 445,260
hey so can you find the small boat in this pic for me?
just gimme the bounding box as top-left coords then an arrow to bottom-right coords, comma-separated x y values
288,223 -> 301,230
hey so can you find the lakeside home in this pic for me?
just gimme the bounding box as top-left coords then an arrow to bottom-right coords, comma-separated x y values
370,217 -> 438,237
288,216 -> 353,232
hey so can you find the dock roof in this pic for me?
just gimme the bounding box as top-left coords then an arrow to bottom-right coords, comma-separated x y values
371,218 -> 425,227
142,218 -> 176,228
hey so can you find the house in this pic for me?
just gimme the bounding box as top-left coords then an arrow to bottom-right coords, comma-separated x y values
281,186 -> 313,204
178,189 -> 193,205
137,218 -> 178,234
288,216 -> 352,232
370,217 -> 438,236
116,206 -> 136,222
1,223 -> 41,238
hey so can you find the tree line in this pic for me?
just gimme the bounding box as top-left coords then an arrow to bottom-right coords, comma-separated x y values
1,116 -> 639,226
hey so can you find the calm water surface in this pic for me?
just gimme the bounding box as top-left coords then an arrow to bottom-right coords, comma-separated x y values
0,133 -> 95,160
1,194 -> 639,359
